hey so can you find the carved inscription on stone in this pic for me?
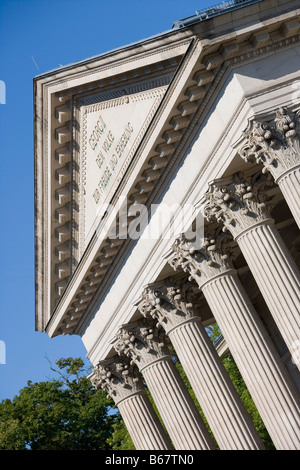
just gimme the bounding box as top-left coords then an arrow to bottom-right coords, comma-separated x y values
90,118 -> 134,205
80,87 -> 167,248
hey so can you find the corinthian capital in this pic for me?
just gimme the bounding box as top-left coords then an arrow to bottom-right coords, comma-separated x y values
90,356 -> 143,404
168,229 -> 234,288
138,277 -> 201,333
113,318 -> 169,370
238,107 -> 300,180
202,172 -> 274,239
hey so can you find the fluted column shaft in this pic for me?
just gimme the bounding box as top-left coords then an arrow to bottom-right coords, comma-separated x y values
201,269 -> 300,450
141,355 -> 215,450
114,320 -> 216,450
117,391 -> 172,450
202,172 -> 300,366
139,281 -> 263,450
236,220 -> 300,357
91,357 -> 172,450
170,234 -> 300,450
276,165 -> 300,229
168,316 -> 264,450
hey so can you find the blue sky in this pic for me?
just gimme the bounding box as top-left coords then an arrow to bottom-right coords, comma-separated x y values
0,0 -> 216,401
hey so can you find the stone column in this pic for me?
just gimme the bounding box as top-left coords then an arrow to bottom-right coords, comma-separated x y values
238,107 -> 300,228
170,232 -> 300,450
91,356 -> 172,450
202,171 -> 300,364
137,277 -> 264,450
113,318 -> 216,450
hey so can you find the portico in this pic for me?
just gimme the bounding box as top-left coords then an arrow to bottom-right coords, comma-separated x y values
34,0 -> 300,450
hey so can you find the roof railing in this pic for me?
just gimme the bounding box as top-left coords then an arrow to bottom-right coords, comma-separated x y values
172,0 -> 263,29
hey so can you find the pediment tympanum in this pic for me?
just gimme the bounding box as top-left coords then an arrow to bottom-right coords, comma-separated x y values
79,83 -> 169,251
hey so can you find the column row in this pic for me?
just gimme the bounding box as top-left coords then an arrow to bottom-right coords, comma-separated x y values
170,230 -> 300,450
91,106 -> 300,451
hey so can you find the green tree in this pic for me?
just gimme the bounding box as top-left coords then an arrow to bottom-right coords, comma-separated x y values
0,346 -> 276,450
205,323 -> 222,342
0,358 -> 117,450
107,414 -> 135,450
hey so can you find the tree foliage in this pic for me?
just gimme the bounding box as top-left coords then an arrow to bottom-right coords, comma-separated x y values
0,358 -> 116,450
107,415 -> 135,450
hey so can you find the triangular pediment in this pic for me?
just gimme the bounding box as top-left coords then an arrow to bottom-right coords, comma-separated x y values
34,2 -> 300,335
35,36 -> 189,329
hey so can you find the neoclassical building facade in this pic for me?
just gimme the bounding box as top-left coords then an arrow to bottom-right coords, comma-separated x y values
34,0 -> 300,450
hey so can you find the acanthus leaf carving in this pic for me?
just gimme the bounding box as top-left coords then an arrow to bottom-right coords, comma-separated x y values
239,107 -> 300,180
138,277 -> 202,333
91,356 -> 143,403
169,229 -> 235,288
202,172 -> 274,239
113,318 -> 169,370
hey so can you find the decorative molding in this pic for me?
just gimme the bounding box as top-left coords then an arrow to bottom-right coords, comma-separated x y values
55,40 -> 192,102
51,63 -> 181,316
